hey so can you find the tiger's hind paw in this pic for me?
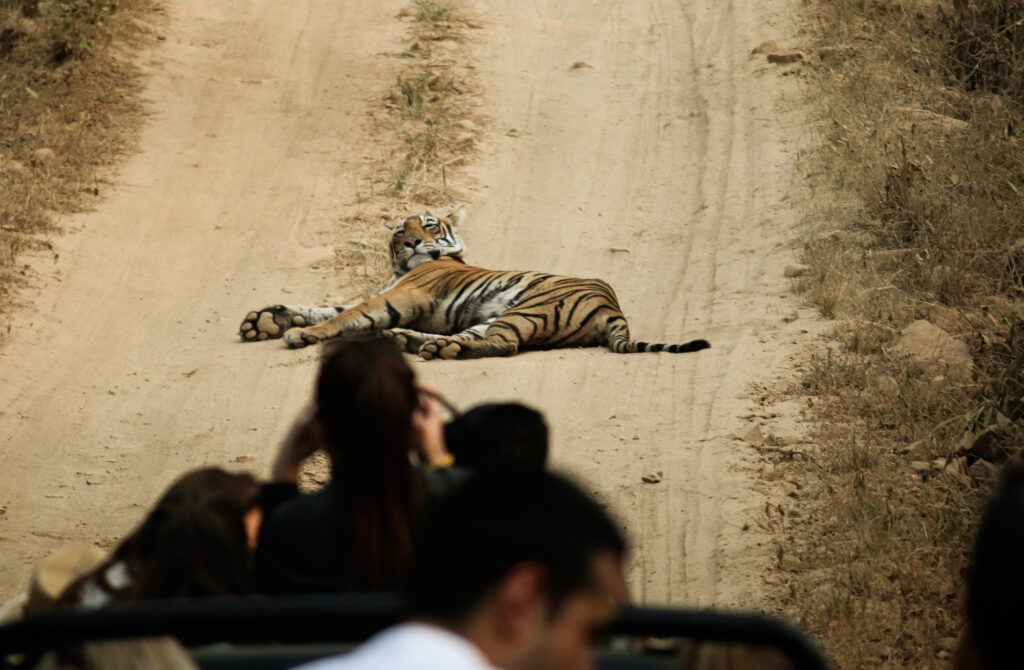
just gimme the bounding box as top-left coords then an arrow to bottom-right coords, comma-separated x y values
419,338 -> 461,361
239,305 -> 310,342
283,327 -> 320,348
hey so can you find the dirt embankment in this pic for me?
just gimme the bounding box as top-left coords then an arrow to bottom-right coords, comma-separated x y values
0,0 -> 815,616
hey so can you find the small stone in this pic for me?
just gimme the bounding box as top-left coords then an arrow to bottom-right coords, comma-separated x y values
741,424 -> 764,445
569,61 -> 593,70
961,428 -> 1008,462
641,472 -> 662,484
968,459 -> 998,483
944,457 -> 967,476
751,40 -> 778,56
872,375 -> 899,397
767,52 -> 803,64
34,148 -> 56,164
891,320 -> 973,381
925,304 -> 985,335
784,264 -> 809,278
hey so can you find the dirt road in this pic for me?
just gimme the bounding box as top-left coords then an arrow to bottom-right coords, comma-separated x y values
0,0 -> 810,608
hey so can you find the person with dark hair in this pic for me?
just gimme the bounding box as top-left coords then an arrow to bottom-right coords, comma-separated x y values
443,403 -> 549,472
256,338 -> 463,594
60,467 -> 261,606
957,458 -> 1024,670
294,470 -> 629,670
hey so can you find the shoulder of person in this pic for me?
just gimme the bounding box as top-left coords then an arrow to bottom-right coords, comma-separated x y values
420,465 -> 473,499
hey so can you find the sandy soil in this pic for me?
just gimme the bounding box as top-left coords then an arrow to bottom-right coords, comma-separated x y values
0,0 -> 814,608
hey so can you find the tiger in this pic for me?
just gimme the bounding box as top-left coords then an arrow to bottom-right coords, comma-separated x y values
238,207 -> 709,360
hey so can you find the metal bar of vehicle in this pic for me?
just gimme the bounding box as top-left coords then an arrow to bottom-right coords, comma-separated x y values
0,595 -> 828,670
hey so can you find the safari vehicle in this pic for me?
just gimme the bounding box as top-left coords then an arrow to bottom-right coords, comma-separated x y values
0,595 -> 827,669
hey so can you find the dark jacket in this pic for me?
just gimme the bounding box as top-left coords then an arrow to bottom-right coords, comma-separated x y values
255,467 -> 469,594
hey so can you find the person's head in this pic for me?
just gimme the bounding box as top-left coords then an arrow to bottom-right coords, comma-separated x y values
960,458 -> 1024,669
315,338 -> 422,589
444,403 -> 549,472
316,338 -> 420,467
406,470 -> 629,670
74,467 -> 260,603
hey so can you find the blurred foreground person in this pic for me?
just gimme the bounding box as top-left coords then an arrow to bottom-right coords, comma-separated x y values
32,468 -> 259,670
61,467 -> 261,606
443,402 -> 549,472
957,458 -> 1024,670
294,470 -> 629,670
257,338 -> 463,594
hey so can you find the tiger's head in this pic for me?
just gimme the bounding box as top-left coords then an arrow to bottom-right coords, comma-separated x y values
388,206 -> 467,276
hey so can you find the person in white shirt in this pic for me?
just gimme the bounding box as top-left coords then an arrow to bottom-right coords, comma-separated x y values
294,470 -> 629,670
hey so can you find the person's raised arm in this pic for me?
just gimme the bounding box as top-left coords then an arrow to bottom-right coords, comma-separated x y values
270,403 -> 325,483
412,384 -> 452,469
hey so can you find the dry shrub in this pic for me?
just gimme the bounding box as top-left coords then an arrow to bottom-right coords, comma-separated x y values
778,0 -> 1024,667
0,0 -> 151,334
947,0 -> 1024,105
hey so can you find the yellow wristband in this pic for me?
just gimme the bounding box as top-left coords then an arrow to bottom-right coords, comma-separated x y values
427,453 -> 455,470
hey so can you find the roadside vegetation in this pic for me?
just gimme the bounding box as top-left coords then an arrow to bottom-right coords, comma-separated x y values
334,0 -> 479,298
776,0 -> 1024,667
0,0 -> 152,338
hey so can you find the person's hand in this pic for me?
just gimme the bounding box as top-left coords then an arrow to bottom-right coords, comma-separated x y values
412,384 -> 451,467
271,403 -> 325,483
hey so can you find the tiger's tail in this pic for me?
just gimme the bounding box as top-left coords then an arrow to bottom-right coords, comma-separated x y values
605,320 -> 710,354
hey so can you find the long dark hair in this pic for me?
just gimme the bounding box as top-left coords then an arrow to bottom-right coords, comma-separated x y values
63,468 -> 260,604
316,339 -> 420,590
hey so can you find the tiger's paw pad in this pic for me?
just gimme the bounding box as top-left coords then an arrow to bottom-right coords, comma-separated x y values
419,338 -> 461,360
283,328 -> 320,348
239,306 -> 308,342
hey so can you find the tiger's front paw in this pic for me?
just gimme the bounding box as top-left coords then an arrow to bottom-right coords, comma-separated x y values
419,338 -> 461,360
283,327 -> 321,348
240,305 -> 310,342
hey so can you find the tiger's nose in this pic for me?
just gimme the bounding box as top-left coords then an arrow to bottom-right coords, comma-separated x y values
404,237 -> 422,249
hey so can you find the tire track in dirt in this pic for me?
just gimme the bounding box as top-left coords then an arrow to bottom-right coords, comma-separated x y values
0,0 -> 815,612
422,0 -> 815,607
0,0 -> 408,596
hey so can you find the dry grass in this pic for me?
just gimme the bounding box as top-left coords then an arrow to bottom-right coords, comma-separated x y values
376,0 -> 480,205
0,0 -> 153,338
772,0 -> 1024,667
331,0 -> 480,299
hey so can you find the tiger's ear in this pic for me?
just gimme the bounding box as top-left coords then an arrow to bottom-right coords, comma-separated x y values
448,205 -> 467,228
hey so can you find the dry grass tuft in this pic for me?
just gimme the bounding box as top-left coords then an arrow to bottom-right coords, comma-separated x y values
774,0 -> 1024,667
374,0 -> 480,205
0,0 -> 153,338
326,0 -> 480,300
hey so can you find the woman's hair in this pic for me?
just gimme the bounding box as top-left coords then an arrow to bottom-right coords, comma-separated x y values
315,338 -> 421,590
63,468 -> 260,604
